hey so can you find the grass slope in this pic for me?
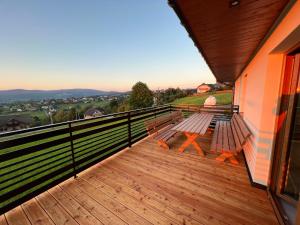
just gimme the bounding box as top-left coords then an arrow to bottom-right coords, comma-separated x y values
172,91 -> 232,106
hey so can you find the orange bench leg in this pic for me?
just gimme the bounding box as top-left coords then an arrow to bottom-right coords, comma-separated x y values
216,152 -> 239,165
158,140 -> 170,150
229,155 -> 239,165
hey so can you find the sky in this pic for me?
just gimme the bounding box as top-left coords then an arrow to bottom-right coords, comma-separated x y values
0,0 -> 215,92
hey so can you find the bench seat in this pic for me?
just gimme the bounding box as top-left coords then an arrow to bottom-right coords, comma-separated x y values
145,111 -> 183,149
210,113 -> 251,164
153,124 -> 177,149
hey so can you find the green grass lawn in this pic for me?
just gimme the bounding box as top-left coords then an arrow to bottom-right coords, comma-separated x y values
58,100 -> 109,111
172,91 -> 232,106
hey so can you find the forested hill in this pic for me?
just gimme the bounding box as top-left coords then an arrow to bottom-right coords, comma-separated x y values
0,89 -> 122,103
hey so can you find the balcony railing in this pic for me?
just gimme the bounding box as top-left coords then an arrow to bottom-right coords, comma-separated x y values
0,104 -> 238,214
0,105 -> 176,214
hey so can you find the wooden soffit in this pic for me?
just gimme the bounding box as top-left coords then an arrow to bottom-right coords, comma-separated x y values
169,0 -> 291,82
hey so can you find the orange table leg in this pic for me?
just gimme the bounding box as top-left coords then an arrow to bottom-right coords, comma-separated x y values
178,132 -> 205,156
216,152 -> 239,165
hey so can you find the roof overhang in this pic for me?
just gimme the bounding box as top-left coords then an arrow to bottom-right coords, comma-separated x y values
169,0 -> 293,82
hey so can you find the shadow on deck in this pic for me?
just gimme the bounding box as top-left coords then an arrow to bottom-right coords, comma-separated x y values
2,133 -> 278,225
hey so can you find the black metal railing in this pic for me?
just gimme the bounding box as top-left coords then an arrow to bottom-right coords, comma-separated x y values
172,104 -> 239,128
171,104 -> 239,115
0,105 -> 171,214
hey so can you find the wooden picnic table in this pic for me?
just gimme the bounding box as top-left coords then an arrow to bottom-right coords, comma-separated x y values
171,113 -> 214,156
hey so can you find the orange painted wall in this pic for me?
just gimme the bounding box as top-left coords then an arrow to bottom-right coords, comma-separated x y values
234,2 -> 300,185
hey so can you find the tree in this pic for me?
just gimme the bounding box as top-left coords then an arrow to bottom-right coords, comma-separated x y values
154,87 -> 188,105
53,110 -> 67,123
53,108 -> 76,123
32,116 -> 42,126
68,108 -> 76,121
129,82 -> 153,109
109,99 -> 119,113
118,99 -> 130,112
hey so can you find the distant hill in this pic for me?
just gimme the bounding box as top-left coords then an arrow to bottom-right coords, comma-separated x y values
0,89 -> 123,103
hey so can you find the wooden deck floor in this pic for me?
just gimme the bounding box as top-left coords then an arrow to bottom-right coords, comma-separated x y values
1,133 -> 279,225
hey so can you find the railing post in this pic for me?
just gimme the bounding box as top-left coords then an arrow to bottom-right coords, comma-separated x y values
68,123 -> 77,178
128,112 -> 132,148
169,105 -> 172,114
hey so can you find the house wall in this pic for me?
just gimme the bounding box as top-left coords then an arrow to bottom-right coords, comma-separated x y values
197,85 -> 211,93
234,1 -> 300,185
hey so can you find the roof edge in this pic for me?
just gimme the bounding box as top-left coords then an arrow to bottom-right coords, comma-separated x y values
168,0 -> 226,83
168,0 -> 296,83
236,0 -> 297,81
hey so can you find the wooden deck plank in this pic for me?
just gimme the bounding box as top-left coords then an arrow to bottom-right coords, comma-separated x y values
102,164 -> 229,225
75,178 -> 152,225
59,181 -> 128,225
0,215 -> 8,225
36,191 -> 79,225
112,152 -> 277,222
120,147 -> 272,203
5,206 -> 31,225
49,186 -> 103,225
102,158 -> 260,225
81,175 -> 180,225
22,198 -> 55,225
85,166 -> 204,224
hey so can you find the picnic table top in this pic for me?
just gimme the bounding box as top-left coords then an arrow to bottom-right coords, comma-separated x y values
171,113 -> 214,135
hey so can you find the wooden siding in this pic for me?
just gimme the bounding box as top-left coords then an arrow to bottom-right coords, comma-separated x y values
2,134 -> 278,225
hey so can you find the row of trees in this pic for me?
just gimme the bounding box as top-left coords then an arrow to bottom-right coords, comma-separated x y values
154,88 -> 192,105
124,82 -> 192,109
51,81 -> 189,123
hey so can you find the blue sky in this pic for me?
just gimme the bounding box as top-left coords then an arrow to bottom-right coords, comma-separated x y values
0,0 -> 215,91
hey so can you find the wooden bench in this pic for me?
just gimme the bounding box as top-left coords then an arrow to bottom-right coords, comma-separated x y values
145,111 -> 183,149
210,113 -> 251,164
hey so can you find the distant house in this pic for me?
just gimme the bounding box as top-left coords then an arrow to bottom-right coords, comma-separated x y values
197,83 -> 212,93
41,106 -> 49,110
0,115 -> 33,132
84,108 -> 103,119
